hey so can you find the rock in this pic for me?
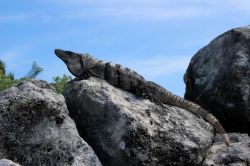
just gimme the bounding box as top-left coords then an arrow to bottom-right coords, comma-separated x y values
185,25 -> 250,134
0,159 -> 21,166
27,79 -> 57,92
203,133 -> 250,166
0,81 -> 102,166
64,77 -> 215,166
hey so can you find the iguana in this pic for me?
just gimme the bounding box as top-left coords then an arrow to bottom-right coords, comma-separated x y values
55,48 -> 230,146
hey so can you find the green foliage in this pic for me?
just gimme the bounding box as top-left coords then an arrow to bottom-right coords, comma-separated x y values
0,60 -> 43,92
0,60 -> 6,76
0,59 -> 71,94
7,72 -> 14,80
52,74 -> 72,93
0,62 -> 17,91
0,75 -> 18,91
25,61 -> 43,79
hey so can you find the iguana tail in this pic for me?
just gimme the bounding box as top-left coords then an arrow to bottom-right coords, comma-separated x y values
146,82 -> 230,146
164,92 -> 230,146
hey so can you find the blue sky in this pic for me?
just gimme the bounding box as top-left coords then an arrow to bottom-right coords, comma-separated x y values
0,0 -> 250,96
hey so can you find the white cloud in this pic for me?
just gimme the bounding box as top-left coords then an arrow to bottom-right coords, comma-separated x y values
229,0 -> 250,14
0,13 -> 33,23
1,50 -> 24,62
1,0 -> 245,23
47,0 -> 222,21
64,6 -> 208,20
0,47 -> 32,69
0,10 -> 53,24
46,0 -> 218,6
122,56 -> 191,79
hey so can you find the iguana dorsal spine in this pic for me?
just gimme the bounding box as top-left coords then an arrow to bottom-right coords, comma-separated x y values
55,48 -> 230,146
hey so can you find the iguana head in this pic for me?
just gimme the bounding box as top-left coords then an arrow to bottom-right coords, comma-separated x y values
55,49 -> 84,78
55,49 -> 97,78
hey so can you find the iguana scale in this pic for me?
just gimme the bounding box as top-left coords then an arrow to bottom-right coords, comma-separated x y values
55,48 -> 230,146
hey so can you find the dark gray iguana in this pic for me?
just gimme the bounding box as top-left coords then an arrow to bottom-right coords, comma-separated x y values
55,48 -> 230,146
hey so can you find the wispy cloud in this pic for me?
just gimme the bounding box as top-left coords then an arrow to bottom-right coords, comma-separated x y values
44,0 -> 220,21
0,47 -> 32,68
1,0 -> 245,23
229,0 -> 250,15
121,56 -> 191,79
64,7 -> 208,21
1,49 -> 25,62
0,11 -> 53,24
45,0 -> 218,6
0,13 -> 33,23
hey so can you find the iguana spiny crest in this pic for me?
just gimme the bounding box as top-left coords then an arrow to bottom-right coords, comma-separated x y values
55,48 -> 230,146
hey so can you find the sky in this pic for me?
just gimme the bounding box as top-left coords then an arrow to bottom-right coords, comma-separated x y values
0,0 -> 250,96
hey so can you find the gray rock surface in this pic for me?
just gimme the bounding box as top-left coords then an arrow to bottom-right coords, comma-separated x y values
27,79 -> 57,91
0,159 -> 21,166
0,80 -> 102,166
203,133 -> 250,166
184,25 -> 250,134
64,77 -> 216,166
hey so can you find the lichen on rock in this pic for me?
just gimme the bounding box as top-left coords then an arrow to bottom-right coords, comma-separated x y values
0,80 -> 102,166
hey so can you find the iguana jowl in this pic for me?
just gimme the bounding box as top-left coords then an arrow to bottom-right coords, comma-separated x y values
55,48 -> 230,146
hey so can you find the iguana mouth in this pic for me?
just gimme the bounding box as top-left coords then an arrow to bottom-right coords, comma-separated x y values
54,48 -> 62,55
55,49 -> 70,62
54,49 -> 64,58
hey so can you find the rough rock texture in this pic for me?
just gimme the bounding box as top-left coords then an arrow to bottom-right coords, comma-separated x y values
0,159 -> 21,166
203,133 -> 250,166
185,25 -> 250,134
64,77 -> 216,166
0,80 -> 102,166
27,79 -> 57,91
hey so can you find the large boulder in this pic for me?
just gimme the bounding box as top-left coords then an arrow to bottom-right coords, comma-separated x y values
185,25 -> 250,134
0,80 -> 102,166
64,77 -> 216,166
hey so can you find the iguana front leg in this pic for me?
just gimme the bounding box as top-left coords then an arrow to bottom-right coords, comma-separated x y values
80,70 -> 92,79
